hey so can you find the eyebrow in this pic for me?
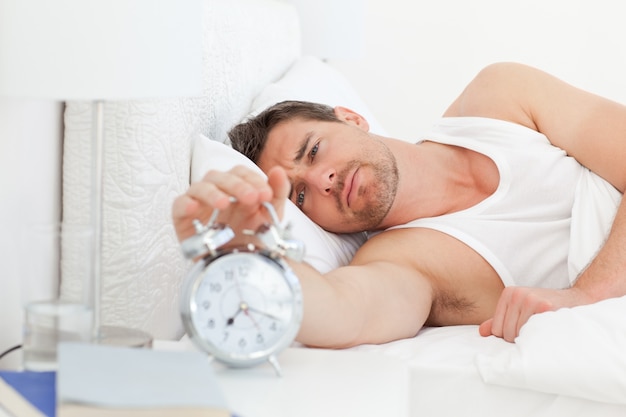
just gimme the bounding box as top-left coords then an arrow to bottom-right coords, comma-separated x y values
288,131 -> 315,202
293,131 -> 314,164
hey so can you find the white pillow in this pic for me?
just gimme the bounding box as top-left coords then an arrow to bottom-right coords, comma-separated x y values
191,134 -> 366,273
247,55 -> 388,136
190,56 -> 388,271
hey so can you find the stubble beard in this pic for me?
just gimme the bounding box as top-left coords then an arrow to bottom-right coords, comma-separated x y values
335,142 -> 399,232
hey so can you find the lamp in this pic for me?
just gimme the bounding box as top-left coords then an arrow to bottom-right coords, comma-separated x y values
288,0 -> 366,60
0,0 -> 203,346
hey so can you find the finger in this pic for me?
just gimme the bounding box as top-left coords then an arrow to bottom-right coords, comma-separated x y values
267,166 -> 290,205
206,166 -> 272,205
500,288 -> 531,342
172,194 -> 199,221
171,194 -> 202,241
515,303 -> 535,339
489,287 -> 526,342
267,166 -> 290,199
501,302 -> 521,342
231,165 -> 274,203
489,287 -> 513,338
186,179 -> 233,210
478,318 -> 493,337
515,298 -> 552,338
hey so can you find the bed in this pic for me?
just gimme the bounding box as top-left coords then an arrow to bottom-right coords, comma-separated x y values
57,0 -> 626,416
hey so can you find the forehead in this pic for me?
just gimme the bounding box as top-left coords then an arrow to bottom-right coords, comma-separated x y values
257,118 -> 316,173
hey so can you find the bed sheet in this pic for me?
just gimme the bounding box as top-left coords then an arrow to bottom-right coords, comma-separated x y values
351,324 -> 626,417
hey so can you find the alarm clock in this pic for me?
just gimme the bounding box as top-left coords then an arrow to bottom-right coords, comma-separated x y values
179,202 -> 304,376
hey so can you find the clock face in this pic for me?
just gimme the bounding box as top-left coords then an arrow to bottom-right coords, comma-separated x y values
184,250 -> 302,366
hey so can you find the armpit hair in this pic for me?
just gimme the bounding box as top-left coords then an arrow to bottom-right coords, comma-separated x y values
427,288 -> 477,326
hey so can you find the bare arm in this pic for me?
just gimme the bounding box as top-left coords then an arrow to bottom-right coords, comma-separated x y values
172,165 -> 432,348
447,62 -> 626,341
291,250 -> 432,348
445,62 -> 626,191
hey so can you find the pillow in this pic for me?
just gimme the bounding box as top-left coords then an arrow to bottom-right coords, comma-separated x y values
190,56 -> 387,271
191,134 -> 366,273
246,55 -> 388,136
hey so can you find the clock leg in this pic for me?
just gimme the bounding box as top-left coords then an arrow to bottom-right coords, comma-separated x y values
268,354 -> 282,377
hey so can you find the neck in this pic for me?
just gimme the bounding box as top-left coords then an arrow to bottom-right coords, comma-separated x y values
375,138 -> 481,230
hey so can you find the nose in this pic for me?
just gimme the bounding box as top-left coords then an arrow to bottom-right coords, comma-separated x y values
305,166 -> 336,195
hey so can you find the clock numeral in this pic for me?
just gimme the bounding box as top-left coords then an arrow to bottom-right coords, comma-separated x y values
223,331 -> 230,342
224,269 -> 234,281
238,265 -> 249,277
201,300 -> 211,310
209,283 -> 222,293
238,338 -> 247,348
269,321 -> 278,332
207,318 -> 215,329
256,334 -> 265,344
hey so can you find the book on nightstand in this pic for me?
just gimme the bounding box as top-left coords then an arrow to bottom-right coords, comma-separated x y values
0,370 -> 55,417
56,342 -> 230,417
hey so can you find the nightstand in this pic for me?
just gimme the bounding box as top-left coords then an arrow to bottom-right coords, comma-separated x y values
154,338 -> 409,417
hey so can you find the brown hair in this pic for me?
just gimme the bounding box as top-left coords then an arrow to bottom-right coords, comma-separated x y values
228,100 -> 340,164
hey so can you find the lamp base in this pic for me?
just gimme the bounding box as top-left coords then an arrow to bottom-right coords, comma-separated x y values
94,325 -> 153,349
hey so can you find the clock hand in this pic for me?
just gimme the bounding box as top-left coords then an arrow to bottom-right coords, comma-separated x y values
227,259 -> 255,327
240,302 -> 261,331
247,305 -> 282,321
225,305 -> 243,326
226,302 -> 262,331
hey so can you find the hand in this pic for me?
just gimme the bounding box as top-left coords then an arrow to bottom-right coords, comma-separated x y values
479,286 -> 592,342
172,165 -> 290,242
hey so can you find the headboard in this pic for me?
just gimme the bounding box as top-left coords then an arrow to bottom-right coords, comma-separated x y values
60,0 -> 300,340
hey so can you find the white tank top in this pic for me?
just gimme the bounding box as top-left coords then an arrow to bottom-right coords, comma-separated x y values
388,117 -> 620,289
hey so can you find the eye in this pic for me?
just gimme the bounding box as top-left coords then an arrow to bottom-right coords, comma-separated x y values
296,189 -> 305,207
296,142 -> 319,208
308,142 -> 319,162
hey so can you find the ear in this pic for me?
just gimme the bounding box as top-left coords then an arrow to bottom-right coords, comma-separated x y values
333,106 -> 370,132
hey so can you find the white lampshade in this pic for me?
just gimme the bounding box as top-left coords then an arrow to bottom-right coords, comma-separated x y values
0,0 -> 204,349
0,0 -> 203,100
288,0 -> 366,60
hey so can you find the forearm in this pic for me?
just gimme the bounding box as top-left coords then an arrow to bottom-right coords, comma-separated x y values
573,196 -> 626,302
288,257 -> 432,349
289,261 -> 367,349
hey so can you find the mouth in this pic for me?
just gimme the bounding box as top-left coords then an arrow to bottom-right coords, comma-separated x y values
343,168 -> 359,208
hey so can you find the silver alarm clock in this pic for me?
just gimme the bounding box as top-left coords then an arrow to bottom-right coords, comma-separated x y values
180,202 -> 304,376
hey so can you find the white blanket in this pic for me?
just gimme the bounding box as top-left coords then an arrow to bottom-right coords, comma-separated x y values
477,295 -> 626,404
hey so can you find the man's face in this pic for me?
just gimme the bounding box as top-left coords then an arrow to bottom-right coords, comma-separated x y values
257,117 -> 399,233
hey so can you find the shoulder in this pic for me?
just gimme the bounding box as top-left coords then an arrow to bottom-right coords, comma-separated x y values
350,227 -> 503,311
443,62 -> 539,130
445,62 -> 626,191
351,228 -> 441,269
353,227 -> 486,273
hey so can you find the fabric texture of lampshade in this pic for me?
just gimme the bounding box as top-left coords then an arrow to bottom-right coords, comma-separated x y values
0,0 -> 204,350
0,0 -> 203,100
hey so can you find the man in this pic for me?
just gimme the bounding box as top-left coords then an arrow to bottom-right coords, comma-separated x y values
172,62 -> 626,348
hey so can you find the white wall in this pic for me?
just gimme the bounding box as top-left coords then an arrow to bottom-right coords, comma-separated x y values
329,0 -> 626,140
0,100 -> 63,369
